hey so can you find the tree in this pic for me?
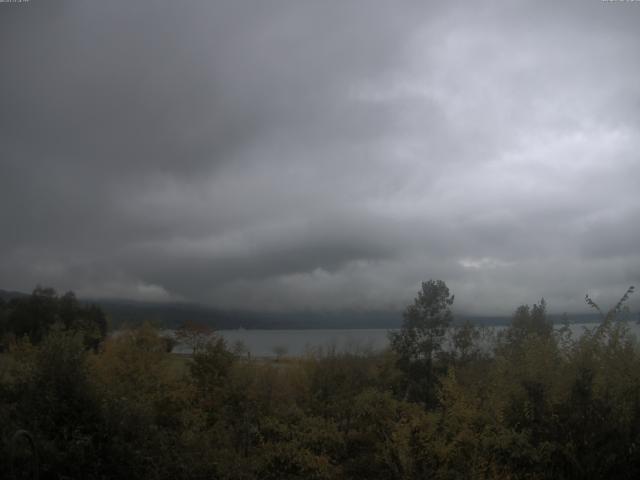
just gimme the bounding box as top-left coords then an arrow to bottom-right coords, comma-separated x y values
389,279 -> 454,406
175,321 -> 213,355
12,327 -> 103,479
450,320 -> 482,365
585,285 -> 635,322
190,336 -> 236,400
7,286 -> 58,343
3,287 -> 107,348
502,298 -> 552,348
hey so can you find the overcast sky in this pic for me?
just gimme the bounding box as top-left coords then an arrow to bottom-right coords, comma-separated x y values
1,1 -> 639,315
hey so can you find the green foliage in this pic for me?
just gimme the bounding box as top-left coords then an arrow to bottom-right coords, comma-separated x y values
499,299 -> 553,354
449,320 -> 486,366
1,283 -> 640,479
391,280 -> 455,363
190,335 -> 236,394
390,279 -> 454,406
1,328 -> 103,478
0,287 -> 107,349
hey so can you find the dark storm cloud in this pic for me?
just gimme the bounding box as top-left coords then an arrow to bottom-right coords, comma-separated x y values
1,0 -> 640,313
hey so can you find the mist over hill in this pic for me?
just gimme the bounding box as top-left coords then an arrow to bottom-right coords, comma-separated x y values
0,289 -> 28,302
98,299 -> 606,330
1,288 -> 603,330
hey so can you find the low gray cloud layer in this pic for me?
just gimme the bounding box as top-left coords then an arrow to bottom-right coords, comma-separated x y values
1,1 -> 639,315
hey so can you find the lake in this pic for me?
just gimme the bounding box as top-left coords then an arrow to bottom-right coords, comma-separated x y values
171,322 -> 640,357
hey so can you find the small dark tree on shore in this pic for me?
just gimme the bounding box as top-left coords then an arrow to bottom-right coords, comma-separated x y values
272,345 -> 288,362
175,321 -> 213,354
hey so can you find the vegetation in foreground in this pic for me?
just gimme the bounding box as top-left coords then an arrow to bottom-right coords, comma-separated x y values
1,282 -> 639,479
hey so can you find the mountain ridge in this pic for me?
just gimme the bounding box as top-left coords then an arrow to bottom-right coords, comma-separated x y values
1,288 -> 605,330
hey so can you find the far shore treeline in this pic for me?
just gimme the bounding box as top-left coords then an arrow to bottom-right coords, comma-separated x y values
0,287 -> 603,332
1,281 -> 639,479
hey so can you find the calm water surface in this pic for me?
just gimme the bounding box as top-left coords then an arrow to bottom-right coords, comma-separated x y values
171,322 -> 640,357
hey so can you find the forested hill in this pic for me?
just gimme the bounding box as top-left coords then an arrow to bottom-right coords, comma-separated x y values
99,300 -> 601,330
2,288 -> 601,330
96,299 -> 404,330
0,289 -> 28,301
